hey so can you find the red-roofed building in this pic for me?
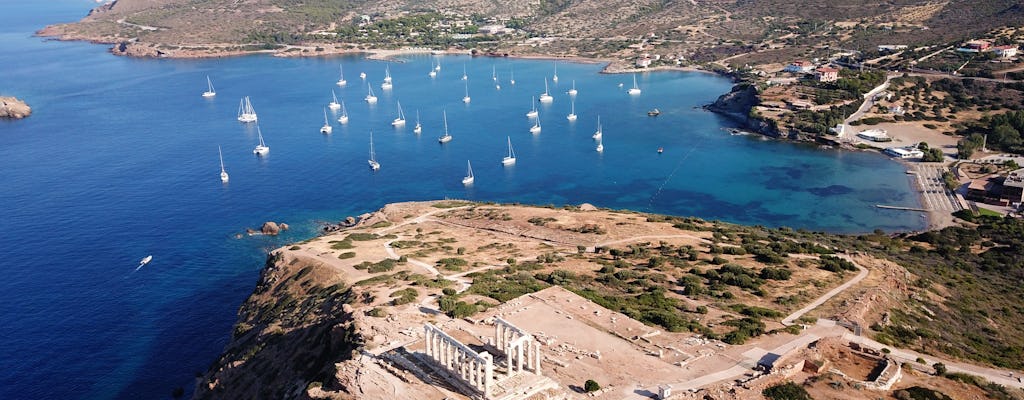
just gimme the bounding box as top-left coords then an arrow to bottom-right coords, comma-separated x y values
994,45 -> 1018,59
957,40 -> 992,53
815,67 -> 839,82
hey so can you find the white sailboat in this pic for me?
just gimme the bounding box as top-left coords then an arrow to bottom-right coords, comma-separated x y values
567,98 -> 577,121
253,126 -> 269,155
237,96 -> 257,123
596,136 -> 604,152
539,78 -> 553,103
336,65 -> 347,86
328,90 -> 341,110
628,74 -> 642,95
461,64 -> 468,81
592,115 -> 603,139
502,136 -> 516,166
462,81 -> 471,103
462,160 -> 474,185
320,107 -> 333,134
552,64 -> 559,83
202,76 -> 216,98
509,67 -> 515,85
218,145 -> 229,183
438,110 -> 452,143
567,80 -> 577,96
368,131 -> 380,170
359,71 -> 367,80
429,67 -> 437,78
392,100 -> 406,127
413,110 -> 422,134
365,83 -> 378,104
526,96 -> 538,118
381,66 -> 393,90
338,101 -> 349,124
492,65 -> 497,82
434,60 -> 441,72
530,111 -> 541,134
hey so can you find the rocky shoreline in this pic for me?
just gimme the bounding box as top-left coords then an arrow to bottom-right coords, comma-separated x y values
0,96 -> 31,119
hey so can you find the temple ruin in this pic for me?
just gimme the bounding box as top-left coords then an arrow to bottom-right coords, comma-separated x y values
420,317 -> 548,399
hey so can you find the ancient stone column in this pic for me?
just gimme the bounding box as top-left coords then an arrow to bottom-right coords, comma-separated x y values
517,342 -> 524,372
424,327 -> 432,358
484,354 -> 494,398
534,341 -> 542,375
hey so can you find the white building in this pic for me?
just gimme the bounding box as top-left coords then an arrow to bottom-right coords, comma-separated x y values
884,147 -> 924,159
857,129 -> 892,142
994,45 -> 1019,59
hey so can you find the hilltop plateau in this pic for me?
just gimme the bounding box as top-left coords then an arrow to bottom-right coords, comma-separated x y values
196,201 -> 1024,400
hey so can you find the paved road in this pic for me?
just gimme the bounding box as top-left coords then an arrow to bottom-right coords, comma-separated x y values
781,255 -> 868,325
844,75 -> 893,125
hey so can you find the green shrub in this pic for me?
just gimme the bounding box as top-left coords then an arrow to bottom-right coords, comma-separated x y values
584,379 -> 601,392
437,257 -> 468,271
347,233 -> 381,241
763,382 -> 811,400
338,252 -> 356,259
390,288 -> 418,305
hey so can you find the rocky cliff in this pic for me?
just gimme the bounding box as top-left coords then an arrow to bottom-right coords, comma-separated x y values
0,97 -> 32,119
705,83 -> 779,137
193,251 -> 362,400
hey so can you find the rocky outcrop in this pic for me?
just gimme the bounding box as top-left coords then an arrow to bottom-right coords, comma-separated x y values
261,222 -> 280,235
193,252 -> 362,400
0,97 -> 31,119
110,41 -> 165,58
706,83 -> 779,137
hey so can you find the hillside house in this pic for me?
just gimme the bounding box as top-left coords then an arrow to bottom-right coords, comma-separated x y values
994,45 -> 1019,59
957,40 -> 992,53
815,67 -> 839,82
479,25 -> 513,35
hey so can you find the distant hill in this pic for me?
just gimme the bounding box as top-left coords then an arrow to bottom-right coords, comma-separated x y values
39,0 -> 1024,61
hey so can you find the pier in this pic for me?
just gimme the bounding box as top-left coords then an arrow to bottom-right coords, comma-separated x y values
875,204 -> 929,212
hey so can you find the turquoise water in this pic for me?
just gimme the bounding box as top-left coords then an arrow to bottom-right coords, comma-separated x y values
0,2 -> 924,399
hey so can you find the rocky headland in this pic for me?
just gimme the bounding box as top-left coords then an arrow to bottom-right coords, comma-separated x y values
0,97 -> 31,119
194,200 -> 1024,400
704,83 -> 779,138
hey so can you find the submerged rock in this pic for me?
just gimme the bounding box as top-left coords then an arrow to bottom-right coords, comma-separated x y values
0,97 -> 31,119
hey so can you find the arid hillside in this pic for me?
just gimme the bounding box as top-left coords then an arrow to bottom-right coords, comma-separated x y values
42,0 -> 1024,58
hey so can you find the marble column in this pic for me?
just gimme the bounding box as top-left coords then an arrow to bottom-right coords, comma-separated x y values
484,355 -> 494,397
517,342 -> 524,372
534,341 -> 542,375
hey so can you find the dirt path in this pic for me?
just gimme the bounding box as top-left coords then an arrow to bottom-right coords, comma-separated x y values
781,254 -> 868,325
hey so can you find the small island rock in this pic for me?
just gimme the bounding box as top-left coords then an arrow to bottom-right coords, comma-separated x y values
261,222 -> 281,235
0,97 -> 31,119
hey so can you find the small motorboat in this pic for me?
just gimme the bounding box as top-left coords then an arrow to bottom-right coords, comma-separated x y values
657,147 -> 664,154
647,108 -> 661,117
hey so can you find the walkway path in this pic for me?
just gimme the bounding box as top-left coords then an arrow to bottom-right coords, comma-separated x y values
845,333 -> 1024,390
781,254 -> 867,325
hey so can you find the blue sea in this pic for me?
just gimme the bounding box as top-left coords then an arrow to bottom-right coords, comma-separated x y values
0,2 -> 925,399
